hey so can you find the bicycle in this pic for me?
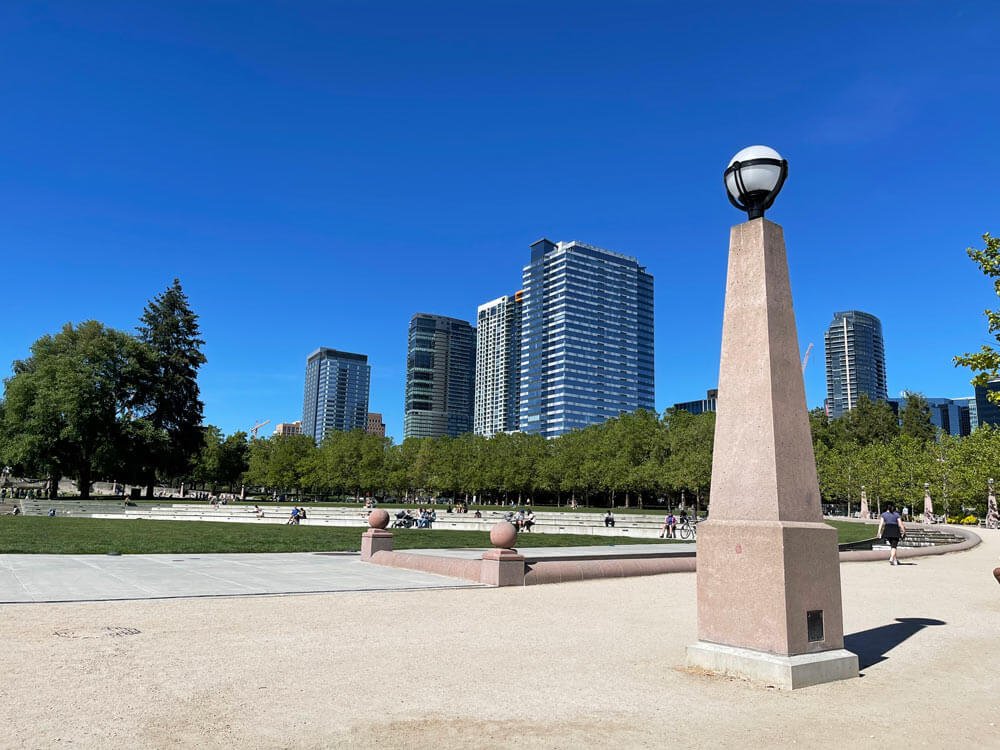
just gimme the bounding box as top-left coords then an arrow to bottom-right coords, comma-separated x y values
678,519 -> 698,540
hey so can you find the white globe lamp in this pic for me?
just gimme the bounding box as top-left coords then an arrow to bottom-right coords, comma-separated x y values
724,145 -> 788,220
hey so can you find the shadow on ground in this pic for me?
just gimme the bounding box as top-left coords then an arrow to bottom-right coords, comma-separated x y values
845,618 -> 946,669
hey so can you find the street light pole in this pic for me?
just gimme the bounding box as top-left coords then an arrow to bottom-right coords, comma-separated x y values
687,145 -> 857,689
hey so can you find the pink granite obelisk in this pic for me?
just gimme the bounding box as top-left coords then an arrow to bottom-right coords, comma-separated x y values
686,219 -> 858,689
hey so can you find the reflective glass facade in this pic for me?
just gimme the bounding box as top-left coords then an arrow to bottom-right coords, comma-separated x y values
519,238 -> 655,438
404,314 -> 476,438
974,381 -> 1000,429
887,396 -> 974,436
673,389 -> 718,416
824,310 -> 887,418
302,348 -> 370,443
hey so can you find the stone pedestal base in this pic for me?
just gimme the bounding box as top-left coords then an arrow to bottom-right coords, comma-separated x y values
480,549 -> 525,587
686,641 -> 858,690
361,530 -> 393,561
697,520 -> 846,655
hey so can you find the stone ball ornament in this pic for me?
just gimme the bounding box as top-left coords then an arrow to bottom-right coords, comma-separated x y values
490,521 -> 518,549
368,508 -> 389,530
724,145 -> 788,220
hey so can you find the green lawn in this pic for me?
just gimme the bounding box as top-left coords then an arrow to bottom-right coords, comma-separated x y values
827,519 -> 879,544
0,516 -> 876,555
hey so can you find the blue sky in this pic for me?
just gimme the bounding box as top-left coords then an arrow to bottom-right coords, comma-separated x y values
2,1 -> 999,442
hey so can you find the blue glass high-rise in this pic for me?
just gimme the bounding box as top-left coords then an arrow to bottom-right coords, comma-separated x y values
518,238 -> 655,438
302,348 -> 371,443
824,310 -> 888,418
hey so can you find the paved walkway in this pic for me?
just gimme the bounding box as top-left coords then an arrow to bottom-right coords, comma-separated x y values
0,545 -> 695,603
0,552 -> 483,603
1,529 -> 997,748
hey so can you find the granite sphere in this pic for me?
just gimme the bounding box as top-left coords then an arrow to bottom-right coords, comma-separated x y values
368,509 -> 389,530
490,521 -> 517,549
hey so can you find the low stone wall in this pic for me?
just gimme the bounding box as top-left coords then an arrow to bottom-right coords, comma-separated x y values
368,551 -> 484,584
839,525 -> 980,562
524,556 -> 696,585
362,527 -> 981,588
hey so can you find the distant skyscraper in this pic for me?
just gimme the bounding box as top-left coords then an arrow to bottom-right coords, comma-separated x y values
519,238 -> 655,438
973,380 -> 1000,429
824,310 -> 888,418
366,412 -> 386,437
673,389 -> 718,416
273,421 -> 303,437
403,314 -> 476,438
887,396 -> 973,436
474,292 -> 524,437
302,348 -> 371,443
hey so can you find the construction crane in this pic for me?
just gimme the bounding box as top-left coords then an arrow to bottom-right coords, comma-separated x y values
249,419 -> 271,438
801,342 -> 814,374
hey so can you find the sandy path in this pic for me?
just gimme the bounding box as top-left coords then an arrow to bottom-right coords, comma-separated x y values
2,530 -> 998,749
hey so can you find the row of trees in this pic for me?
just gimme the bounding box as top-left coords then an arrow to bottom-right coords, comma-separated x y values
812,395 -> 997,517
234,394 -> 997,516
0,280 -> 206,498
242,408 -> 715,508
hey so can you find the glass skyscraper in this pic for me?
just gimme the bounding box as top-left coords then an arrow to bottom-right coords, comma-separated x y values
301,348 -> 371,443
518,238 -> 655,438
823,310 -> 888,418
403,313 -> 476,438
474,292 -> 523,437
887,396 -> 974,436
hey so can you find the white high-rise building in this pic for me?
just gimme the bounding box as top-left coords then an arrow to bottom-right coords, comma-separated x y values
474,292 -> 523,437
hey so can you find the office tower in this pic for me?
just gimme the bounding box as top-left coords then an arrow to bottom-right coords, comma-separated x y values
273,421 -> 303,437
519,238 -> 655,438
973,380 -> 1000,429
474,292 -> 524,437
887,397 -> 973,437
824,310 -> 888,418
673,389 -> 719,416
954,396 -> 978,431
403,314 -> 476,438
301,348 -> 371,443
366,412 -> 386,437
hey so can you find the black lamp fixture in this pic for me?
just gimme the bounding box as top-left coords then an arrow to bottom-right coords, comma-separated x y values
724,145 -> 788,220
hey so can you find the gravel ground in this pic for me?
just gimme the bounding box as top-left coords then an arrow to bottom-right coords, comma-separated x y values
2,529 -> 998,749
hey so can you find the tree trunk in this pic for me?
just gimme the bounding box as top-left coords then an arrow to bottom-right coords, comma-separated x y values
79,463 -> 91,499
48,473 -> 60,500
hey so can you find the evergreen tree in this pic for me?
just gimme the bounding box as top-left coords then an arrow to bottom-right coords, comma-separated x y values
899,392 -> 936,444
841,395 -> 899,445
134,279 -> 207,496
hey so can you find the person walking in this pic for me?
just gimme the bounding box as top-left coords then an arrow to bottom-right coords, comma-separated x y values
877,502 -> 906,566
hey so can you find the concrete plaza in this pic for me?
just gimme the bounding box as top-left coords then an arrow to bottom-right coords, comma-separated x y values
1,529 -> 997,748
0,552 -> 484,603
